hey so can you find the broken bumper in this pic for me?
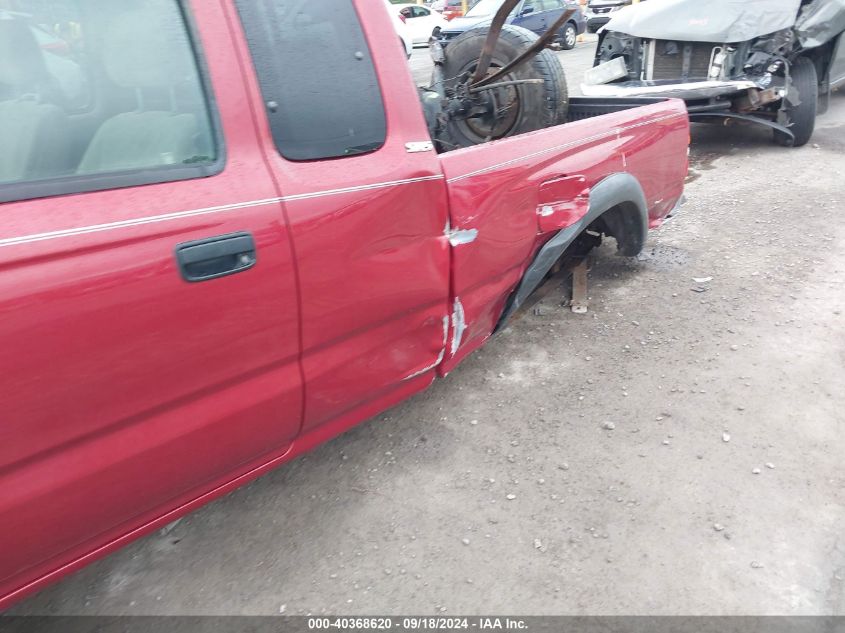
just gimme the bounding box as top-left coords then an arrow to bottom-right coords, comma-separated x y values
580,79 -> 759,101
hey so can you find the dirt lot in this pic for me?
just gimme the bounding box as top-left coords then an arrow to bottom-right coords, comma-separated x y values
11,44 -> 845,616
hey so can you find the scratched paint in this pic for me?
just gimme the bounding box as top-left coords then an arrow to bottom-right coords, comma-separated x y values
446,228 -> 479,246
451,298 -> 467,355
402,315 -> 451,381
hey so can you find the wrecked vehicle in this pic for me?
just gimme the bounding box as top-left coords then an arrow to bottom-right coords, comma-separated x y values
0,0 -> 688,610
583,0 -> 845,146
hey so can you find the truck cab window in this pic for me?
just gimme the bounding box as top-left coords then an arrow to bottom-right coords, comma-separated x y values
0,0 -> 218,195
234,0 -> 387,161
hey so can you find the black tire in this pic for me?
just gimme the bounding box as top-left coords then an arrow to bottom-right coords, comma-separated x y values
774,56 -> 818,147
559,22 -> 577,50
439,24 -> 568,148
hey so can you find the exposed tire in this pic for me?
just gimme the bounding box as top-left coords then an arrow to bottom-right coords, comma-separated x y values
559,22 -> 577,50
439,24 -> 568,148
774,56 -> 818,148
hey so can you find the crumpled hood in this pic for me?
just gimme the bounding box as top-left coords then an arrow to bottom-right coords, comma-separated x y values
605,0 -> 803,42
795,0 -> 845,48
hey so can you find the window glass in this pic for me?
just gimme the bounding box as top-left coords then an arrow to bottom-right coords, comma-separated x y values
234,0 -> 387,162
539,0 -> 563,10
0,0 -> 217,188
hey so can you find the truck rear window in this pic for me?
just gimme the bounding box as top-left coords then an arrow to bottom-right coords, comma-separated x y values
234,0 -> 387,162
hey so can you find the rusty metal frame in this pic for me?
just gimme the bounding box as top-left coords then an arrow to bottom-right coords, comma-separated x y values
471,7 -> 577,89
469,0 -> 523,85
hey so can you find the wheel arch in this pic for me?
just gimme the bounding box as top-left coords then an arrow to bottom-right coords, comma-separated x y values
494,172 -> 649,331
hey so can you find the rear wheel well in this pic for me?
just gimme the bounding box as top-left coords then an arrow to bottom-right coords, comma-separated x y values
799,45 -> 835,113
588,201 -> 647,257
494,175 -> 649,331
800,44 -> 834,86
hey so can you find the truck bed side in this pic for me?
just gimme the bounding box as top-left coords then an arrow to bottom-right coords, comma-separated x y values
438,98 -> 689,372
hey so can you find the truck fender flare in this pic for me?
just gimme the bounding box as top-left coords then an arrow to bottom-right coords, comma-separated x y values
495,172 -> 648,332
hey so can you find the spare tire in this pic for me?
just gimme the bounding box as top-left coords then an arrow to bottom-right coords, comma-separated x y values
439,24 -> 568,149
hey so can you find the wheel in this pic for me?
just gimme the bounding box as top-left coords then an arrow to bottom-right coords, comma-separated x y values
559,22 -> 577,50
439,24 -> 568,148
774,56 -> 818,147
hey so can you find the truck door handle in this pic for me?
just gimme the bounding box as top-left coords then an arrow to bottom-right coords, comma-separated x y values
175,232 -> 257,282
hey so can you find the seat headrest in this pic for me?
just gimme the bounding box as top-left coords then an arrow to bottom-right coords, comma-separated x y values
102,4 -> 193,89
0,18 -> 50,88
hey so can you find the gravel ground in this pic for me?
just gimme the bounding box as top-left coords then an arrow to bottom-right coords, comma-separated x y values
9,45 -> 845,616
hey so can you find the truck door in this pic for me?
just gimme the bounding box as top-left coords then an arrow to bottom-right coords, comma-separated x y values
0,0 -> 302,603
232,0 -> 451,433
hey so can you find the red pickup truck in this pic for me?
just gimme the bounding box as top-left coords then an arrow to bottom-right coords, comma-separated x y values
0,0 -> 688,609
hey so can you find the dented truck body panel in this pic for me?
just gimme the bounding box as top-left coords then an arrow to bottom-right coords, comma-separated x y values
796,0 -> 845,49
0,0 -> 689,610
497,171 -> 650,328
437,99 -> 689,372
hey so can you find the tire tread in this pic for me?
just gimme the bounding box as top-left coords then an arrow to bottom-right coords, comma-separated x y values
774,56 -> 818,148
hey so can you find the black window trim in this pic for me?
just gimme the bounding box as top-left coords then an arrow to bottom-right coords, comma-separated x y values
0,0 -> 226,205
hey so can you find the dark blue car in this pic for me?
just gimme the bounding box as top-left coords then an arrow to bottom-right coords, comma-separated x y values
438,0 -> 586,50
